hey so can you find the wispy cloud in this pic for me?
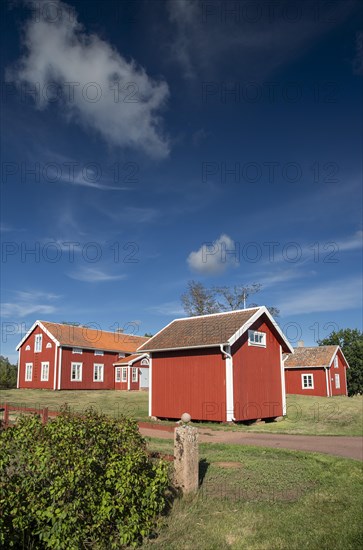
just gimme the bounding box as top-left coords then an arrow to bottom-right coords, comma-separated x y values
335,230 -> 363,252
148,301 -> 185,316
1,291 -> 60,318
8,0 -> 170,158
0,223 -> 14,233
278,276 -> 362,316
167,0 -> 360,80
67,266 -> 127,283
187,234 -> 239,275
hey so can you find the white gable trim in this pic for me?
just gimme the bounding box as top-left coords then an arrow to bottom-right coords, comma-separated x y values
113,353 -> 149,366
16,320 -> 60,351
228,306 -> 294,353
328,346 -> 350,369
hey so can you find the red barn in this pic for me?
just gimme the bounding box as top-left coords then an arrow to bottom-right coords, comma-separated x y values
137,307 -> 293,422
113,354 -> 150,391
284,345 -> 349,397
16,321 -> 148,390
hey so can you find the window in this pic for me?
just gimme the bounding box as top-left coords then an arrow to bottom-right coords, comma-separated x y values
93,364 -> 104,382
34,334 -> 43,353
94,350 -> 104,356
334,356 -> 338,368
118,352 -> 125,358
121,367 -> 127,382
46,342 -> 52,349
71,362 -> 82,381
302,374 -> 314,389
141,358 -> 149,366
335,374 -> 340,389
41,362 -> 49,381
132,367 -> 138,382
72,348 -> 82,354
248,330 -> 266,347
25,363 -> 33,381
25,345 -> 31,351
115,367 -> 121,382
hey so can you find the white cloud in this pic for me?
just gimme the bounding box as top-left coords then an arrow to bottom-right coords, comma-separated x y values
278,276 -> 362,316
8,0 -> 170,158
68,266 -> 127,282
1,291 -> 60,318
335,230 -> 363,252
187,234 -> 239,275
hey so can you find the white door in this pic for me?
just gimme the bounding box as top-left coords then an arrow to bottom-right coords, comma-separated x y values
139,368 -> 149,389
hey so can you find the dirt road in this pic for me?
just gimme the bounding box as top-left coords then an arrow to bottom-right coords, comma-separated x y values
139,425 -> 363,461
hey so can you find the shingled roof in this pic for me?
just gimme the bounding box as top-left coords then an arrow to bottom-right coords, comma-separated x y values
138,307 -> 293,352
284,346 -> 339,368
17,321 -> 149,354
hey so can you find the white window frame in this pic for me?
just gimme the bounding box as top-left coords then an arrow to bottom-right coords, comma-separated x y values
71,362 -> 82,382
334,356 -> 338,368
141,358 -> 149,366
132,367 -> 138,382
93,363 -> 104,382
94,350 -> 104,356
34,334 -> 43,353
46,342 -> 52,349
301,373 -> 314,389
25,363 -> 33,381
25,345 -> 31,351
248,330 -> 266,347
72,347 -> 83,354
335,373 -> 340,389
41,362 -> 49,382
115,367 -> 121,383
118,352 -> 125,358
121,367 -> 127,382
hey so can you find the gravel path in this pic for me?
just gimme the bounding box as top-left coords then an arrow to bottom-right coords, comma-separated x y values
139,425 -> 363,461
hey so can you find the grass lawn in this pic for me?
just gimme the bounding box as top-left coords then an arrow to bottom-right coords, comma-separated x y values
143,439 -> 363,549
1,389 -> 362,436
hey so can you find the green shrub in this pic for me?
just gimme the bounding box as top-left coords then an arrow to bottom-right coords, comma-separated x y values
0,407 -> 168,548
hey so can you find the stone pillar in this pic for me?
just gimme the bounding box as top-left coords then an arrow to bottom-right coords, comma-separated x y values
174,424 -> 199,494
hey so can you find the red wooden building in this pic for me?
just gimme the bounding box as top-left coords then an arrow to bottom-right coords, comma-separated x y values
137,307 -> 293,422
113,353 -> 150,391
284,345 -> 349,397
16,321 -> 149,390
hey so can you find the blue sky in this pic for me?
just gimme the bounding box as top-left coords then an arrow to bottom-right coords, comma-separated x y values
1,0 -> 362,362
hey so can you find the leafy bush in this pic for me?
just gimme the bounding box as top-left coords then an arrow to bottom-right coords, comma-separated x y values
0,408 -> 168,548
0,356 -> 17,389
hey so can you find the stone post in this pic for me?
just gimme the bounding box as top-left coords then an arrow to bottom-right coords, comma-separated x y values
174,414 -> 199,494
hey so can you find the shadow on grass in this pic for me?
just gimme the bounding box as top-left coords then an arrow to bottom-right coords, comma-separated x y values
199,458 -> 210,487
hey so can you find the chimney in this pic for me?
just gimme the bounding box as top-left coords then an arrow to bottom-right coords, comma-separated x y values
115,328 -> 124,334
297,340 -> 304,348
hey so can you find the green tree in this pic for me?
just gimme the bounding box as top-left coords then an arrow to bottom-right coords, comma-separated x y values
0,356 -> 17,389
318,329 -> 363,396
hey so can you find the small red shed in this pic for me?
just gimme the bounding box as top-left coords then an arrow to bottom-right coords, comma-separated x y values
113,354 -> 150,391
137,307 -> 293,422
16,321 -> 149,390
284,345 -> 349,397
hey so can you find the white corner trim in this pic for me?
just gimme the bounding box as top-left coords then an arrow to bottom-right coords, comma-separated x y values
17,348 -> 21,388
280,345 -> 286,415
57,347 -> 63,390
127,366 -> 131,391
148,354 -> 152,417
53,344 -> 58,390
221,345 -> 234,422
324,366 -> 330,397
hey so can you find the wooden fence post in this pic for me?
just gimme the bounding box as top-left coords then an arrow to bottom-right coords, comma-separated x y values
4,404 -> 9,428
42,407 -> 49,425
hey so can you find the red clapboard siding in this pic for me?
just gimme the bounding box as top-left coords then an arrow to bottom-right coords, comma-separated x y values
152,348 -> 226,422
60,348 -> 118,390
232,319 -> 283,420
18,326 -> 56,389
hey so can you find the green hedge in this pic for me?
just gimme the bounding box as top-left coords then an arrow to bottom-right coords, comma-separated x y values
0,408 -> 168,548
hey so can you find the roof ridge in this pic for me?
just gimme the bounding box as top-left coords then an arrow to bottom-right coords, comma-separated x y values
39,320 -> 148,339
170,306 -> 261,323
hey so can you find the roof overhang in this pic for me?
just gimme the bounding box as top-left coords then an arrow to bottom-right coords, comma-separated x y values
113,353 -> 149,366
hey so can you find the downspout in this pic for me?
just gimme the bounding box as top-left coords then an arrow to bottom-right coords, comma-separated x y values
17,348 -> 21,389
127,364 -> 131,391
57,347 -> 62,390
324,366 -> 330,397
220,344 -> 235,422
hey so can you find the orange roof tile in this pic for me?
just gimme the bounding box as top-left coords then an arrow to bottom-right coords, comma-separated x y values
40,321 -> 149,353
137,308 -> 262,351
284,346 -> 339,368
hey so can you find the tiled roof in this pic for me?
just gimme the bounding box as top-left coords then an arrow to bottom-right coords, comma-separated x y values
40,321 -> 149,353
113,353 -> 148,365
137,308 -> 261,351
284,346 -> 339,368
